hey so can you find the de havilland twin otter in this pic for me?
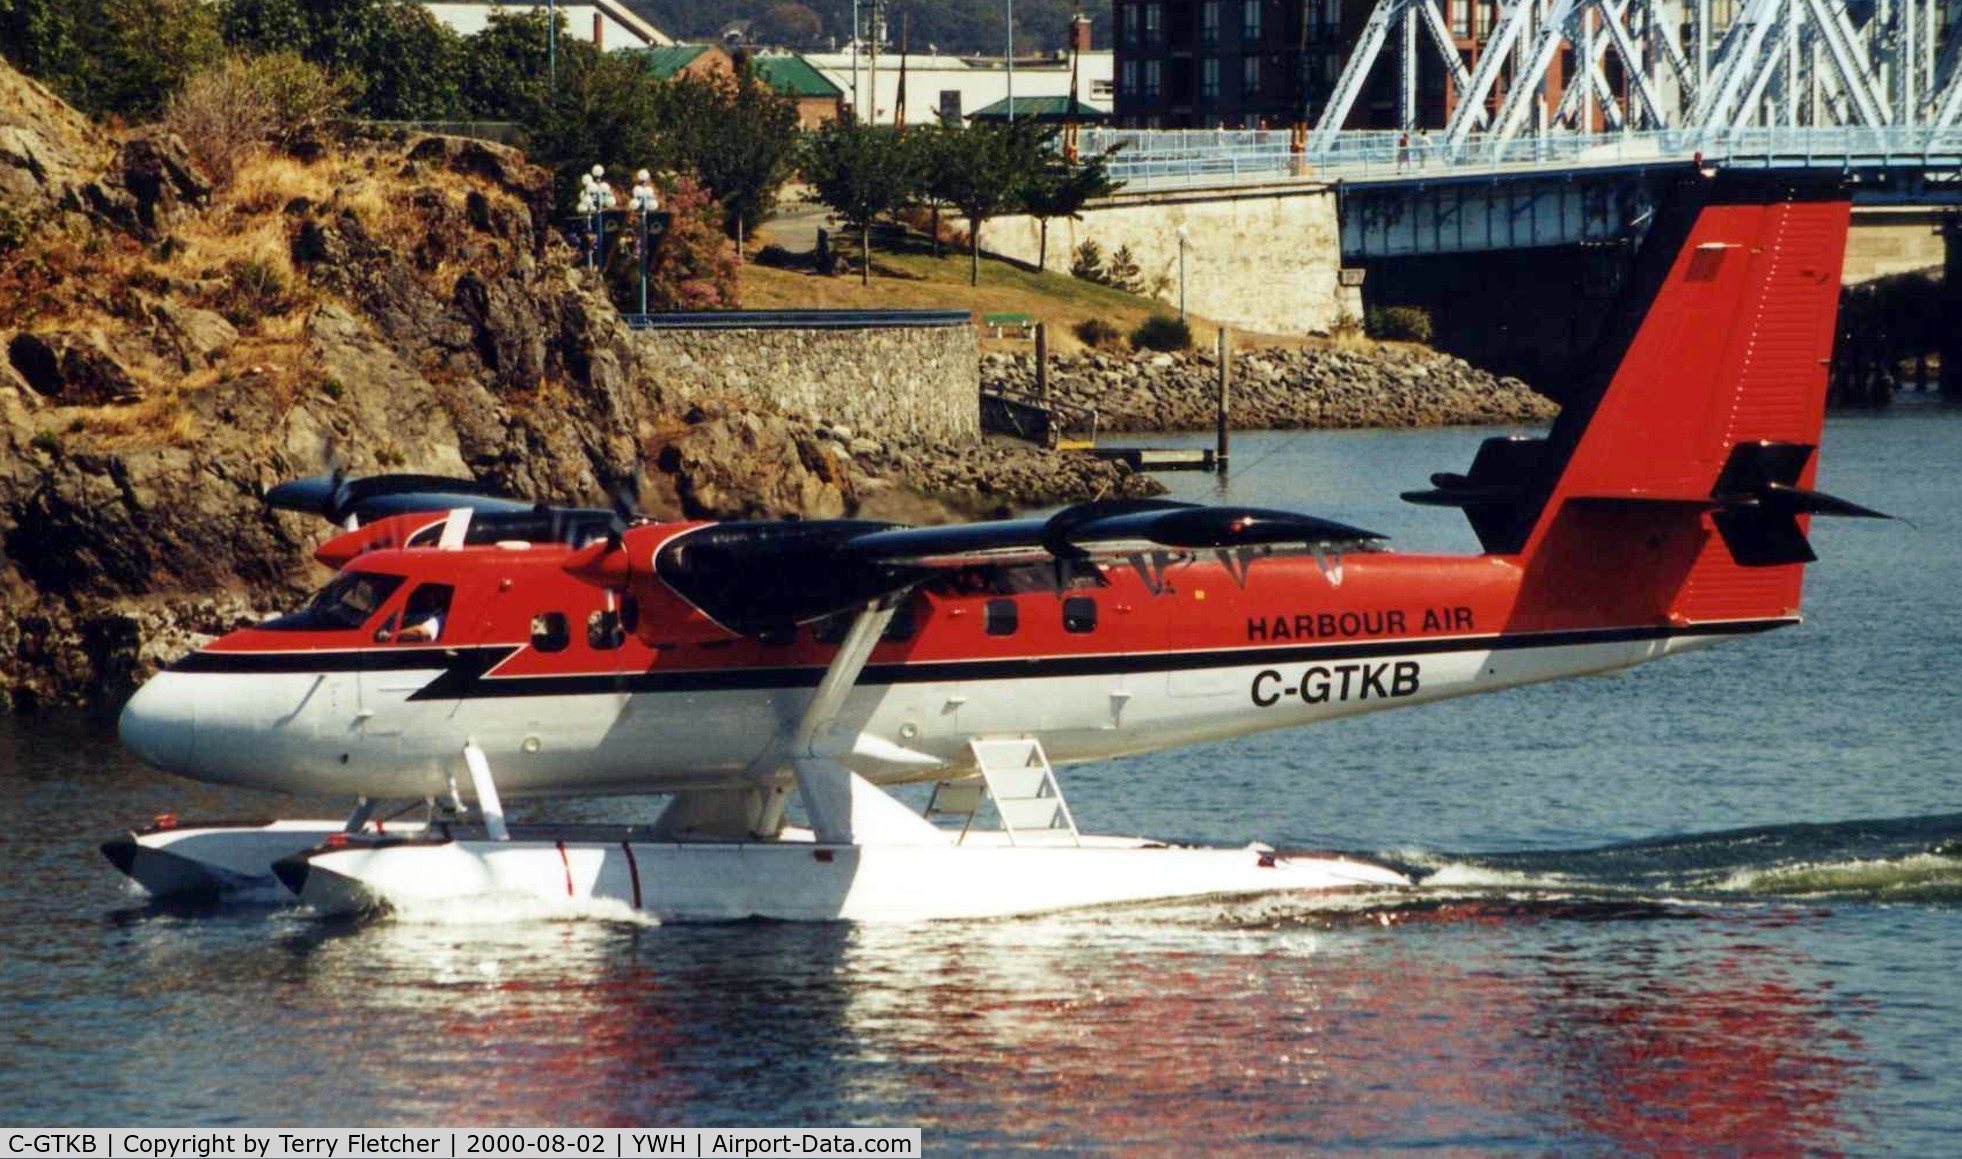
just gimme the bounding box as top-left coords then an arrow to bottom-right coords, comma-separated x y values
106,169 -> 1886,920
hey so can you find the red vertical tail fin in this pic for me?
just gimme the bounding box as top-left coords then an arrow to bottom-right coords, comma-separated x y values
1406,170 -> 1883,630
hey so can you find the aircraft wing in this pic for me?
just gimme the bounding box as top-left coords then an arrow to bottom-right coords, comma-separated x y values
266,473 -> 535,526
850,500 -> 1384,569
575,499 -> 1387,636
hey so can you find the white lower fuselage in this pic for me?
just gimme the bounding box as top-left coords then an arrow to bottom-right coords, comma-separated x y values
124,627 -> 1754,801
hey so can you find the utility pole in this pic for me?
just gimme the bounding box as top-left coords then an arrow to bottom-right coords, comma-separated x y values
851,0 -> 861,117
548,0 -> 558,93
869,0 -> 880,124
1006,0 -> 1015,121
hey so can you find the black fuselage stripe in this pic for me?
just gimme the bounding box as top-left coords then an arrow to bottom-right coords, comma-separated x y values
165,620 -> 1792,699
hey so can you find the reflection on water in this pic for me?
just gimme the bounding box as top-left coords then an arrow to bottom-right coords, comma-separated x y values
77,901 -> 1865,1152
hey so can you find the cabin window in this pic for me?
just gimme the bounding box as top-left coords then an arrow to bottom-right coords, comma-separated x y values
261,571 -> 404,632
587,608 -> 625,650
531,612 -> 569,653
398,583 -> 453,643
1063,596 -> 1097,634
372,613 -> 398,644
985,599 -> 1019,636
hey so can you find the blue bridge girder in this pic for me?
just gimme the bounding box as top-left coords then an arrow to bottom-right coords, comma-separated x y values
1077,126 -> 1962,259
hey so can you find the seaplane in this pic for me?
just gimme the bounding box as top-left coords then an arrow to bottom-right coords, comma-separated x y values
105,168 -> 1884,921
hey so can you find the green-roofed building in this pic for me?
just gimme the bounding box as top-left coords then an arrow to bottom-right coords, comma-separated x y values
966,96 -> 1110,124
636,43 -> 734,81
749,54 -> 846,128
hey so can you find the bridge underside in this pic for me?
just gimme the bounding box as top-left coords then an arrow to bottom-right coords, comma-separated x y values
1339,169 -> 1663,259
1339,163 -> 1962,260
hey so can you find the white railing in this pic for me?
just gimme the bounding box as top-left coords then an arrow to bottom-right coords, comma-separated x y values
1081,126 -> 1962,191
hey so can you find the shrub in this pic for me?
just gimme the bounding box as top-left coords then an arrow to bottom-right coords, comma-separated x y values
1104,245 -> 1144,293
1071,239 -> 1146,294
1069,239 -> 1106,282
610,174 -> 739,312
1365,304 -> 1434,343
1072,317 -> 1125,350
754,244 -> 805,270
167,52 -> 349,186
1130,314 -> 1191,353
217,254 -> 292,324
0,206 -> 27,256
167,56 -> 273,186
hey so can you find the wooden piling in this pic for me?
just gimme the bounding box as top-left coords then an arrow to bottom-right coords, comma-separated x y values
1215,326 -> 1230,476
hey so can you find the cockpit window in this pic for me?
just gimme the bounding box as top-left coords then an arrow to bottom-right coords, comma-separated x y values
261,572 -> 405,632
397,583 -> 454,643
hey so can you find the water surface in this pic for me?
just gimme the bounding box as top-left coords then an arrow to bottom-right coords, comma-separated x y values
3,407 -> 1959,1153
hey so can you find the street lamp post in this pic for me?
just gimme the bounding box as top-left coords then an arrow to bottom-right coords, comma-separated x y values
579,165 -> 617,272
1175,224 -> 1189,320
630,170 -> 660,315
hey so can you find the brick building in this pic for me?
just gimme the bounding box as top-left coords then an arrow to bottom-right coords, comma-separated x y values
1111,0 -> 1649,131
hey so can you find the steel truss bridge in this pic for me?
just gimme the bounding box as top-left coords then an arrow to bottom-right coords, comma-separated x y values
1316,0 -> 1962,148
1081,0 -> 1962,226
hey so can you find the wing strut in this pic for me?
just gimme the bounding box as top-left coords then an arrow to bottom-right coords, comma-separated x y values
786,594 -> 948,846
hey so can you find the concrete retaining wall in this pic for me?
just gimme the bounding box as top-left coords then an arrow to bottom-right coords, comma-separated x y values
632,314 -> 979,442
977,184 -> 1360,338
1845,209 -> 1951,283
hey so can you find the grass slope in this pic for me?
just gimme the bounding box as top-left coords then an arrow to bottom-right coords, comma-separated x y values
742,226 -> 1228,355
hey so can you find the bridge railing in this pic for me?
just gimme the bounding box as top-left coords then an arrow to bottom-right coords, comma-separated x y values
1083,126 -> 1962,191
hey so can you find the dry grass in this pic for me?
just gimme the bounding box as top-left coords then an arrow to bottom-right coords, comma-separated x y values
223,154 -> 336,215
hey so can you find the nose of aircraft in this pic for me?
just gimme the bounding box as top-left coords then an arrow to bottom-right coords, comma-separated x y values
119,672 -> 197,772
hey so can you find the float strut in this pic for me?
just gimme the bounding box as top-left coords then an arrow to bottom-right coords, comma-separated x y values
343,796 -> 378,834
462,740 -> 510,841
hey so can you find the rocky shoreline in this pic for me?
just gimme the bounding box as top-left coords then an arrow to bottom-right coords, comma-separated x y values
982,345 -> 1558,431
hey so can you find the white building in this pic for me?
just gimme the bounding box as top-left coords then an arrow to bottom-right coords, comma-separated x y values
420,1 -> 671,49
805,48 -> 1113,126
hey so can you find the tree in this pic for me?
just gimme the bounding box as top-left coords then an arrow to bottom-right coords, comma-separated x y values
750,2 -> 822,46
459,8 -> 554,123
526,43 -> 664,209
801,117 -> 916,284
1021,148 -> 1119,271
609,174 -> 740,311
0,0 -> 82,89
908,125 -> 964,260
31,0 -> 225,119
219,0 -> 465,120
653,72 -> 800,238
937,121 -> 1049,286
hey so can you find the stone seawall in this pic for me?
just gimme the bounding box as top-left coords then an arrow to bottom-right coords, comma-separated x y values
632,316 -> 980,443
983,345 -> 1557,431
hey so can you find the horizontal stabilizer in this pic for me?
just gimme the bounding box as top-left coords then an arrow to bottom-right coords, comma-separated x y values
1562,441 -> 1889,568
